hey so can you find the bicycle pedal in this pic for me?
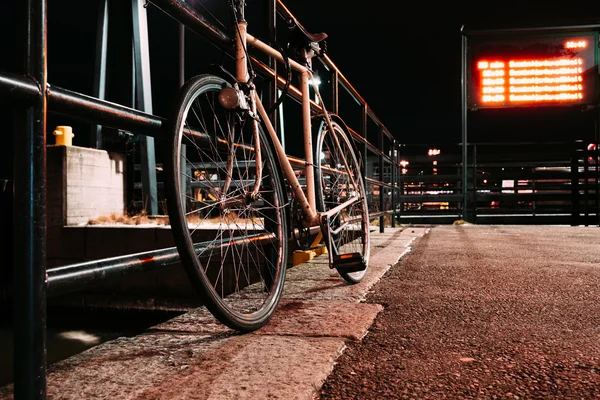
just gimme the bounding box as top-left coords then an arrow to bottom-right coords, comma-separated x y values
332,252 -> 366,273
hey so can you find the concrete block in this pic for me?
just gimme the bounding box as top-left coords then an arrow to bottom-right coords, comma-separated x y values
47,145 -> 126,227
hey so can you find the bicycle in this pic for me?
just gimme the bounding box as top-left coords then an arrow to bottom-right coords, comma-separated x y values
163,0 -> 370,332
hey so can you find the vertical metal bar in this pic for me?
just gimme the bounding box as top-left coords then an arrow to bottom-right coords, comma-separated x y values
472,144 -> 477,223
570,144 -> 581,226
178,21 -> 185,88
596,112 -> 600,227
331,70 -> 338,114
378,127 -> 384,233
278,89 -> 285,152
90,0 -> 109,149
126,44 -> 137,215
461,30 -> 469,221
391,140 -> 396,227
361,104 -> 368,184
13,0 -> 48,397
132,0 -> 158,215
266,0 -> 276,127
178,11 -> 187,208
531,167 -> 536,217
268,0 -> 286,153
584,145 -> 589,226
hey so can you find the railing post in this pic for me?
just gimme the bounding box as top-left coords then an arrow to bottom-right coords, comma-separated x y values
361,105 -> 368,218
13,0 -> 48,397
471,144 -> 477,223
265,0 -> 276,127
378,126 -> 384,233
584,144 -> 589,226
178,3 -> 187,206
571,145 -> 581,226
330,69 -> 338,114
392,141 -> 398,227
461,29 -> 469,222
90,0 -> 109,149
596,110 -> 600,227
132,0 -> 158,215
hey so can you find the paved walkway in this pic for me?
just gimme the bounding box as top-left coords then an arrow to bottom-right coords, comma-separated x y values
319,224 -> 600,399
0,226 -> 427,400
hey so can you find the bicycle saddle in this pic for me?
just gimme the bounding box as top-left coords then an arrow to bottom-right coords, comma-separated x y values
286,16 -> 328,44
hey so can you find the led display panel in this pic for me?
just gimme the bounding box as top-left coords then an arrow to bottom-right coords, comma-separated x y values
467,32 -> 598,109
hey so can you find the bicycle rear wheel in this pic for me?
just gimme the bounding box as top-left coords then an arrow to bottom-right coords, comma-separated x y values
165,74 -> 288,332
315,119 -> 370,283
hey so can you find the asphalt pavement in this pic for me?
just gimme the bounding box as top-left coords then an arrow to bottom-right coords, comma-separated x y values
319,224 -> 600,399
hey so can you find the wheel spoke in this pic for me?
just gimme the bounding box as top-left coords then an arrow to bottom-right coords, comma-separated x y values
165,75 -> 287,332
316,121 -> 370,283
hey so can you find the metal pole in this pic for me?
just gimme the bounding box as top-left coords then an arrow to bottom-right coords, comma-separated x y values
178,20 -> 185,88
391,140 -> 396,227
584,144 -> 589,226
13,0 -> 47,397
132,0 -> 158,216
461,28 -> 469,221
266,0 -> 277,127
378,127 -> 384,232
90,0 -> 109,149
472,144 -> 477,223
361,104 -> 368,186
331,69 -> 338,114
596,109 -> 600,226
571,145 -> 581,226
178,9 -> 187,210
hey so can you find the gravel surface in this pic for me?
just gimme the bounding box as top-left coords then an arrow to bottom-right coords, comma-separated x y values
318,224 -> 600,399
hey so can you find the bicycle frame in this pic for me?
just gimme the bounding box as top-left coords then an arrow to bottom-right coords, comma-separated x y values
234,12 -> 362,230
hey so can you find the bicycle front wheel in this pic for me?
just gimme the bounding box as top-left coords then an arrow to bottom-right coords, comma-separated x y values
315,119 -> 370,283
165,74 -> 288,332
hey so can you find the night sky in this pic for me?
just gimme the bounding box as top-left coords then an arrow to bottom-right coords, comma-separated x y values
282,0 -> 600,145
0,0 -> 599,152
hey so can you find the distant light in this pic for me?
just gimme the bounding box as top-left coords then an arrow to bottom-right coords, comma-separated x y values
565,40 -> 587,49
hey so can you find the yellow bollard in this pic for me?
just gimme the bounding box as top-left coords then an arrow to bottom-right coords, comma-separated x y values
53,126 -> 74,146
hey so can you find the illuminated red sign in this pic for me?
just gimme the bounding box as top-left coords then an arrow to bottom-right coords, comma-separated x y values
468,32 -> 598,108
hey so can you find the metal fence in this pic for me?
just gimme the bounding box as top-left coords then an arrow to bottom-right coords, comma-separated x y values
0,1 -> 401,396
395,140 -> 600,226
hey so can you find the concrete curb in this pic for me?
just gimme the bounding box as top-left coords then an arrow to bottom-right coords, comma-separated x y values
0,227 -> 428,400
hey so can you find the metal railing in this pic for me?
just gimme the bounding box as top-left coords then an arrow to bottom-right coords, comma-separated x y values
395,140 -> 600,226
0,1 -> 401,397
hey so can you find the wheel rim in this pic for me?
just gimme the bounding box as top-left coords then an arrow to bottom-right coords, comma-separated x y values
170,78 -> 286,327
317,122 -> 370,281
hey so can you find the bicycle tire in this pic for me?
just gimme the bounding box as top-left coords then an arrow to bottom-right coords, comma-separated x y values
165,74 -> 288,332
315,118 -> 371,283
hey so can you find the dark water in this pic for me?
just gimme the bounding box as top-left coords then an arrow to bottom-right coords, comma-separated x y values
0,307 -> 183,387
